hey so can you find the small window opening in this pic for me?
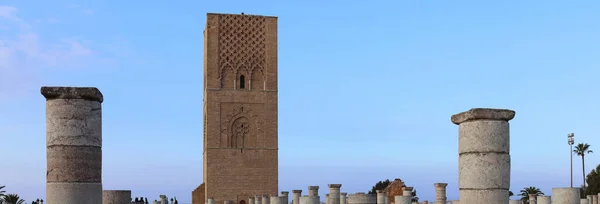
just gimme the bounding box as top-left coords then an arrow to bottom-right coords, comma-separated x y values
239,75 -> 245,89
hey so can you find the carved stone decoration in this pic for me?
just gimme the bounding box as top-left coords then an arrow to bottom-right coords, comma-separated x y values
220,104 -> 264,148
218,14 -> 266,88
231,117 -> 250,148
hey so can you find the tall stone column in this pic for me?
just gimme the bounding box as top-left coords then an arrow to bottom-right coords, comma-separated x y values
451,108 -> 515,204
588,195 -> 593,202
593,195 -> 598,204
325,194 -> 329,204
528,194 -> 536,204
102,190 -> 131,204
263,195 -> 271,204
209,198 -> 215,204
328,184 -> 342,204
255,196 -> 262,204
340,193 -> 347,204
434,183 -> 447,204
249,197 -> 255,204
43,86 -> 104,204
581,198 -> 589,204
551,188 -> 579,204
376,190 -> 385,204
536,196 -> 550,204
292,190 -> 302,204
308,186 -> 319,197
281,191 -> 289,204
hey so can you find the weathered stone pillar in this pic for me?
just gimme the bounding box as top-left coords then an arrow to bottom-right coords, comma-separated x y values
383,191 -> 388,204
102,190 -> 131,204
508,201 -> 519,204
551,188 -> 580,204
300,195 -> 319,204
271,195 -> 280,204
43,86 -> 104,204
376,190 -> 385,204
394,187 -> 412,204
325,194 -> 329,204
292,190 -> 302,204
209,198 -> 215,204
581,198 -> 589,204
340,193 -> 347,204
593,195 -> 598,204
528,194 -> 536,204
347,193 -> 375,204
255,196 -> 262,204
225,201 -> 234,204
536,196 -> 550,204
281,191 -> 289,204
434,183 -> 447,204
451,108 -> 515,204
263,195 -> 271,204
328,184 -> 342,204
153,201 -> 160,204
588,195 -> 593,203
308,186 -> 319,197
250,197 -> 255,204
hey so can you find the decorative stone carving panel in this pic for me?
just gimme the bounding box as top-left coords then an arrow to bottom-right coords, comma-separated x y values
218,14 -> 266,89
220,103 -> 265,148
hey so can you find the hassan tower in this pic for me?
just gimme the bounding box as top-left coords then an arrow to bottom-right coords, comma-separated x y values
192,13 -> 279,204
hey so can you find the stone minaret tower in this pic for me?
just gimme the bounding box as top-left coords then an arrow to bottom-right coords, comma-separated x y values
192,13 -> 279,204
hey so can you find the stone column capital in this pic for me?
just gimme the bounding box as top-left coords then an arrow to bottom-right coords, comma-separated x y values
340,192 -> 347,196
41,86 -> 104,103
434,183 -> 448,188
376,190 -> 382,193
308,186 -> 319,190
328,184 -> 342,189
292,190 -> 302,193
281,191 -> 289,196
451,108 -> 515,125
402,187 -> 413,191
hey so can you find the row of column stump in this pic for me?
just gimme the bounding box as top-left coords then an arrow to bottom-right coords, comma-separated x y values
38,86 -> 590,204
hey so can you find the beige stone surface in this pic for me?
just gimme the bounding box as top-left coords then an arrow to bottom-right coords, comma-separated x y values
458,189 -> 508,204
200,13 -> 279,204
347,193 -> 375,204
393,195 -> 409,204
458,120 -> 509,154
581,198 -> 589,204
46,99 -> 102,147
458,153 -> 510,188
46,146 -> 101,182
551,188 -> 579,204
41,86 -> 104,103
451,108 -> 515,125
292,190 -> 302,204
537,195 -> 550,204
433,183 -> 447,204
46,182 -> 102,204
328,184 -> 341,204
102,190 -> 132,204
340,193 -> 347,204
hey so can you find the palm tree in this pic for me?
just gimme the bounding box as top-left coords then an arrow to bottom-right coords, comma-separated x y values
1,194 -> 26,204
0,185 -> 5,197
574,143 -> 593,189
509,191 -> 514,197
518,186 -> 544,204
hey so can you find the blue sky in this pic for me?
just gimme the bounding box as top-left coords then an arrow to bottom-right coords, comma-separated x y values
1,0 -> 599,203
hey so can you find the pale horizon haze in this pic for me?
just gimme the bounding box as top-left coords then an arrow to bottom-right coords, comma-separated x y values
1,0 -> 600,203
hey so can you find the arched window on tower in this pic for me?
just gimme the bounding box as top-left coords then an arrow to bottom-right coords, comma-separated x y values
239,75 -> 245,89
